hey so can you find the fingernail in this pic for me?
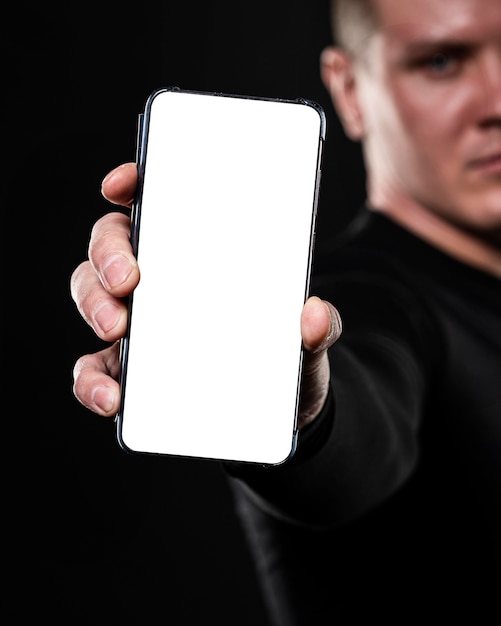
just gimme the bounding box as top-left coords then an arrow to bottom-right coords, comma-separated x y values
325,301 -> 343,342
92,386 -> 115,413
312,301 -> 342,353
101,254 -> 132,289
93,301 -> 122,334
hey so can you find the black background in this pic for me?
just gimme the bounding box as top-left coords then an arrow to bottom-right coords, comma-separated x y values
5,2 -> 365,624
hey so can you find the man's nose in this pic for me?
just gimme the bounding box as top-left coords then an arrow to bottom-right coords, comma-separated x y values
478,49 -> 501,125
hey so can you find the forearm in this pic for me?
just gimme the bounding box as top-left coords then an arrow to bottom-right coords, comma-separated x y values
225,336 -> 425,529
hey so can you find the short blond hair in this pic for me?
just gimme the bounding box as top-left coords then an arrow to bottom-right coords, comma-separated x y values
330,0 -> 378,55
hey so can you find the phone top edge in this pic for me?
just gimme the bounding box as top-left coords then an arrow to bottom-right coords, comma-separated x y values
142,86 -> 326,139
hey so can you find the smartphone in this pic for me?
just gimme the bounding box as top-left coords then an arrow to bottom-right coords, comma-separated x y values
116,87 -> 325,465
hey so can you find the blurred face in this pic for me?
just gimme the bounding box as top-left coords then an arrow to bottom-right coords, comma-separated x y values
354,0 -> 501,239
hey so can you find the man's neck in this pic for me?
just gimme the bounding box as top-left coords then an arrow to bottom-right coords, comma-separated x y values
368,191 -> 501,279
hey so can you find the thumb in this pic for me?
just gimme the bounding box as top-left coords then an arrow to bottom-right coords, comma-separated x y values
301,296 -> 342,354
298,296 -> 342,428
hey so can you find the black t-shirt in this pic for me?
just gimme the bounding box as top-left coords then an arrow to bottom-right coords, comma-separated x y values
226,208 -> 501,625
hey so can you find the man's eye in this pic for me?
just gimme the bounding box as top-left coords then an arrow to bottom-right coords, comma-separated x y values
418,49 -> 467,77
426,53 -> 455,72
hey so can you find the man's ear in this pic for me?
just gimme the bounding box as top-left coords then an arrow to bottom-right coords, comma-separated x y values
320,46 -> 364,140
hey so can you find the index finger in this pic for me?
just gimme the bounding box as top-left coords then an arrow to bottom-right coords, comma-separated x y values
87,211 -> 140,298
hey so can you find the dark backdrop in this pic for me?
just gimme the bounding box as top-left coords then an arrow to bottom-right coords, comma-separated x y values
5,3 -> 365,624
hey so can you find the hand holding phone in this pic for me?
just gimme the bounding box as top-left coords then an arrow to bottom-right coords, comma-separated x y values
117,87 -> 325,465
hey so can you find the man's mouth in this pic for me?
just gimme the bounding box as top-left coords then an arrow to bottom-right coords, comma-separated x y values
467,152 -> 501,176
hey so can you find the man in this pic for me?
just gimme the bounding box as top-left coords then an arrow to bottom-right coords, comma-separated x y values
71,0 -> 501,623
